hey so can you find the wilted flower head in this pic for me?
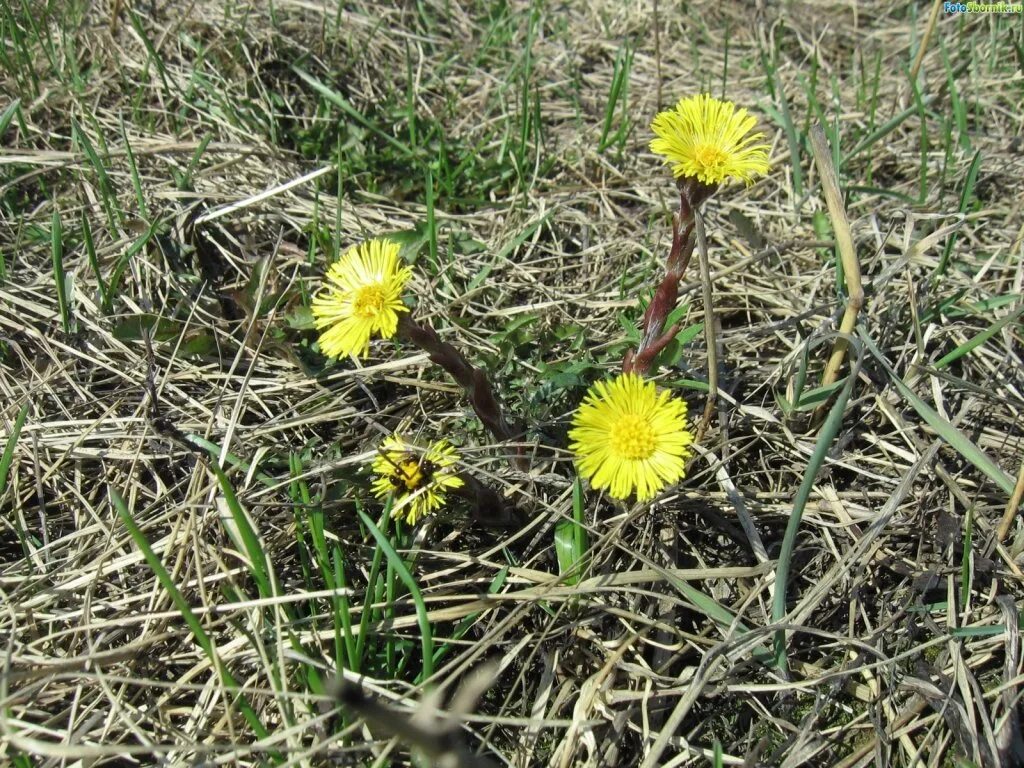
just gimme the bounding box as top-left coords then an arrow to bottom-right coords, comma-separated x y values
371,434 -> 464,524
312,238 -> 412,359
650,94 -> 770,186
569,373 -> 693,501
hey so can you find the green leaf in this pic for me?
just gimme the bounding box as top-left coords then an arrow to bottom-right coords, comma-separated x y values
180,334 -> 217,358
654,322 -> 704,369
51,210 -> 71,334
490,314 -> 538,346
554,521 -> 584,585
663,302 -> 692,330
555,479 -> 590,586
617,311 -> 643,343
286,305 -> 315,330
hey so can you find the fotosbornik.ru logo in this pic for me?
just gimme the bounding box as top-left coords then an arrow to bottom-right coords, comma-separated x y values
944,1 -> 1023,11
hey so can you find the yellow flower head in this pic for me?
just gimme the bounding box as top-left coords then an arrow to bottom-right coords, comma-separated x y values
371,434 -> 465,524
650,94 -> 770,185
569,373 -> 693,501
312,238 -> 412,359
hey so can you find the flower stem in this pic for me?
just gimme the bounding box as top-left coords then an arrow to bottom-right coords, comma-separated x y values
624,178 -> 716,376
454,473 -> 524,528
397,314 -> 526,468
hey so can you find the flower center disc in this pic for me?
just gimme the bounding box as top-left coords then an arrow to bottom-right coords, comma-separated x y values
694,144 -> 727,175
398,460 -> 425,490
353,285 -> 387,318
610,414 -> 656,460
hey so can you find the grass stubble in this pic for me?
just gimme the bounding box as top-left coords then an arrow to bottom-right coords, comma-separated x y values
1,0 -> 1023,766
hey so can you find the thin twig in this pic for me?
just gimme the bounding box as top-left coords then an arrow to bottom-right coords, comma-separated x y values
695,212 -> 717,441
909,0 -> 944,85
652,0 -> 662,109
996,459 -> 1024,541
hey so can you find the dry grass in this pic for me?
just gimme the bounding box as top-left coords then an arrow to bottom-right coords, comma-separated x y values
2,0 -> 1023,766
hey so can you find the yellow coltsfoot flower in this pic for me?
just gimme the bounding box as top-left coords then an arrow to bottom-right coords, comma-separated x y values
650,94 -> 770,186
569,373 -> 693,501
371,434 -> 465,524
312,238 -> 413,359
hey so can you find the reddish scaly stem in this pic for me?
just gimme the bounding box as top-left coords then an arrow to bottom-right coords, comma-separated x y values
624,178 -> 716,376
397,314 -> 526,469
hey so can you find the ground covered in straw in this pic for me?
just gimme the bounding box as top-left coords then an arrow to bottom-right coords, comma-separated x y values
2,1 -> 1023,766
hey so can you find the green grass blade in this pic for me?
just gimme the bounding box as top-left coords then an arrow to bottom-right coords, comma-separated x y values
105,221 -> 160,302
119,115 -> 149,220
51,210 -> 70,333
961,506 -> 974,608
554,478 -> 589,586
109,488 -> 276,750
933,305 -> 1024,370
111,490 -> 216,646
553,521 -> 583,585
860,329 -> 1013,495
772,365 -> 857,671
432,567 -> 508,666
0,404 -> 29,500
355,503 -> 387,667
773,69 -> 803,202
713,739 -> 724,768
0,403 -> 31,563
209,462 -> 273,600
658,570 -> 773,665
845,94 -> 936,165
333,544 -> 359,673
71,119 -> 121,231
467,212 -> 551,291
357,509 -> 434,683
79,210 -> 110,310
424,162 -> 439,273
291,66 -> 414,158
0,403 -> 30,563
179,135 -> 213,191
598,42 -> 632,153
942,41 -> 970,152
189,434 -> 277,487
0,98 -> 23,136
937,149 -> 982,276
793,377 -> 848,411
125,5 -> 173,97
906,65 -> 930,204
